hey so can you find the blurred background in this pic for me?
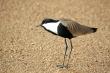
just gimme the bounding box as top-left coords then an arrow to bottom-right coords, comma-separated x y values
0,0 -> 110,73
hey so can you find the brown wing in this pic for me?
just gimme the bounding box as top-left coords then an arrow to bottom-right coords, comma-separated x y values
60,19 -> 95,36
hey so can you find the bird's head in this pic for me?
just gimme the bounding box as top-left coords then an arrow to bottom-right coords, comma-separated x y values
41,18 -> 58,25
36,18 -> 59,27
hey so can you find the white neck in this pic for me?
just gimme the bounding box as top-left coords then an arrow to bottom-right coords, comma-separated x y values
42,21 -> 60,34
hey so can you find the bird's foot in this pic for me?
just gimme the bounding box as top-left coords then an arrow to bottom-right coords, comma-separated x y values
57,64 -> 68,68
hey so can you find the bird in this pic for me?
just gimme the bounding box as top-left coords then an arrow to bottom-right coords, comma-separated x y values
37,18 -> 97,68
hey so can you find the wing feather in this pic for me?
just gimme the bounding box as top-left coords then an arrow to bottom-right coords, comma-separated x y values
60,18 -> 94,36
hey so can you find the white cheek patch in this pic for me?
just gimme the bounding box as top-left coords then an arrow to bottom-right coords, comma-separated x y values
42,22 -> 60,34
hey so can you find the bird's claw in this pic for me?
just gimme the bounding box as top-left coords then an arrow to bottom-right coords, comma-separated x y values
57,64 -> 68,68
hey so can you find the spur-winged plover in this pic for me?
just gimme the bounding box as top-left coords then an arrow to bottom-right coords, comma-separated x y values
37,18 -> 97,68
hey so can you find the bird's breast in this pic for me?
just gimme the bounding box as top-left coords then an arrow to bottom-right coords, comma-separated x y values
57,23 -> 73,39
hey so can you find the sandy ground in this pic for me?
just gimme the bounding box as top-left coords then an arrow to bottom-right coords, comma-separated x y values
0,0 -> 110,73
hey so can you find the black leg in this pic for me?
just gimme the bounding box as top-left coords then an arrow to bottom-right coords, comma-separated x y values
63,38 -> 68,65
57,38 -> 68,68
66,39 -> 73,67
57,39 -> 73,68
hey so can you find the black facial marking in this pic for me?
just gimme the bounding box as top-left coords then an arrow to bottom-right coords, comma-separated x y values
41,18 -> 59,24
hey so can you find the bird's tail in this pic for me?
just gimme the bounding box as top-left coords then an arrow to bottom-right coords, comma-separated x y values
75,25 -> 98,36
91,28 -> 97,33
67,23 -> 98,36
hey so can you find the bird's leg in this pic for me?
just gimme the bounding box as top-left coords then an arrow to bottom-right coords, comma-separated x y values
66,39 -> 73,67
62,38 -> 68,66
57,39 -> 73,68
57,38 -> 68,68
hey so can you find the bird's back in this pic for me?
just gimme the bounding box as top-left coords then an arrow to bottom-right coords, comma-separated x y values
60,19 -> 97,37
